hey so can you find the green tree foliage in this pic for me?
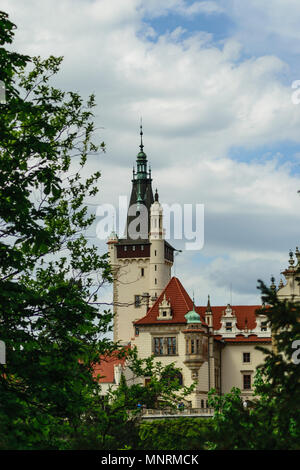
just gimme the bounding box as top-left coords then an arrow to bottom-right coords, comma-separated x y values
208,281 -> 300,450
69,348 -> 196,450
114,347 -> 196,410
0,11 -> 114,449
138,418 -> 213,450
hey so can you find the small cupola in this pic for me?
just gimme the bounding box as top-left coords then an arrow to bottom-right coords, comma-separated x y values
185,307 -> 202,325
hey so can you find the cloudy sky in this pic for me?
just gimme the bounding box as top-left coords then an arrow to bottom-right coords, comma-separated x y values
3,0 -> 300,307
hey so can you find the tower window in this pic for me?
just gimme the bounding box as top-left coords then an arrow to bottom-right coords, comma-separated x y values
243,352 -> 250,363
155,265 -> 157,271
155,278 -> 157,285
141,268 -> 144,277
155,250 -> 157,256
135,295 -> 141,308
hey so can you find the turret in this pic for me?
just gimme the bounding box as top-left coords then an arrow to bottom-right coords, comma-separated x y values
183,302 -> 208,381
205,295 -> 213,329
149,190 -> 168,300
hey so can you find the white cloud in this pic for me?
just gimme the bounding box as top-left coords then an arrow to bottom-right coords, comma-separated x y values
2,0 -> 300,303
139,1 -> 224,18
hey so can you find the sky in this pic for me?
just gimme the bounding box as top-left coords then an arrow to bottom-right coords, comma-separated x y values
2,0 -> 300,307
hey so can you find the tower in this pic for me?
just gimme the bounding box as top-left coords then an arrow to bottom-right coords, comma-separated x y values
108,127 -> 175,344
149,190 -> 172,301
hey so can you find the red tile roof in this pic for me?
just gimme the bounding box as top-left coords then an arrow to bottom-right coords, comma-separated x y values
198,304 -> 262,331
134,277 -> 271,342
134,277 -> 206,325
92,349 -> 129,384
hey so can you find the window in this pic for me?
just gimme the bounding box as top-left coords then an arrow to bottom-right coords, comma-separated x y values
243,374 -> 251,390
154,337 -> 164,355
225,322 -> 232,331
153,337 -> 177,355
132,245 -> 135,251
167,337 -> 176,355
155,278 -> 157,285
162,310 -> 167,317
261,321 -> 267,331
155,250 -> 157,256
141,245 -> 144,251
141,268 -> 144,277
155,265 -> 157,271
134,295 -> 141,308
243,352 -> 250,363
135,327 -> 139,336
201,399 -> 204,408
124,246 -> 127,251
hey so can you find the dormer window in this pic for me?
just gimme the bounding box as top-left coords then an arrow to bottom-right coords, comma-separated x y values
225,322 -> 232,331
157,294 -> 172,320
261,321 -> 267,332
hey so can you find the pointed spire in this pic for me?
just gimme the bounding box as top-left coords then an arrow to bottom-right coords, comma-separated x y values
206,294 -> 212,313
140,118 -> 144,152
155,188 -> 159,202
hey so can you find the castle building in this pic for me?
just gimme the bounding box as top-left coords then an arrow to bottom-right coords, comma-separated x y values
105,129 -> 299,408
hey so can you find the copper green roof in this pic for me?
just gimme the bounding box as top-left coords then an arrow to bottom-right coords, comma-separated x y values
185,308 -> 202,324
137,150 -> 147,159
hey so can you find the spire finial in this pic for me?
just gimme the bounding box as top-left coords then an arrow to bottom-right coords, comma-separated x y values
155,188 -> 159,202
206,294 -> 212,312
140,118 -> 144,152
